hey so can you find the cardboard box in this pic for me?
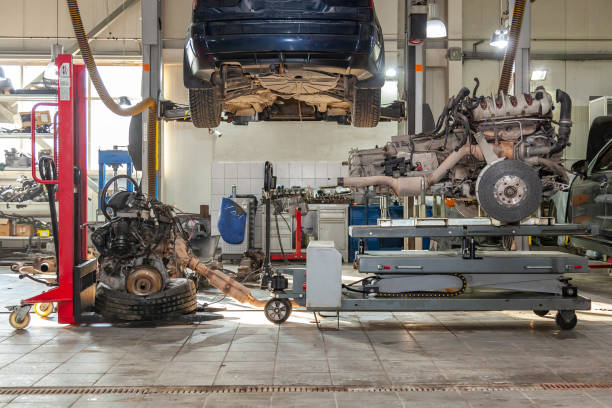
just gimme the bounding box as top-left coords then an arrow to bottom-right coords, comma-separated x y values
0,219 -> 11,236
14,224 -> 36,237
200,205 -> 210,218
19,110 -> 52,128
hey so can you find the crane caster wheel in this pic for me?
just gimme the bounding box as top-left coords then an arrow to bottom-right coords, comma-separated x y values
264,298 -> 292,325
9,311 -> 30,330
34,302 -> 53,318
555,310 -> 577,330
533,310 -> 549,317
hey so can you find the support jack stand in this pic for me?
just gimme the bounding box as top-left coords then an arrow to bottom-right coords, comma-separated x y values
313,311 -> 340,331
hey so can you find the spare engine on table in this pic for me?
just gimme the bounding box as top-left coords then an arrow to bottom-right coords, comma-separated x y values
340,82 -> 573,223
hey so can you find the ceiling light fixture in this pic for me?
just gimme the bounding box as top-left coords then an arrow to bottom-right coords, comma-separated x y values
531,69 -> 548,81
490,29 -> 509,49
386,68 -> 398,78
43,43 -> 64,88
426,1 -> 447,39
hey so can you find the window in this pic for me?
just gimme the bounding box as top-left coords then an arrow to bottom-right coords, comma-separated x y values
0,65 -> 21,90
88,65 -> 142,170
0,63 -> 142,171
592,141 -> 612,173
22,65 -> 46,88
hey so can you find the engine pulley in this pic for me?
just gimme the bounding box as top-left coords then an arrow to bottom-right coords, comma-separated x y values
476,160 -> 542,223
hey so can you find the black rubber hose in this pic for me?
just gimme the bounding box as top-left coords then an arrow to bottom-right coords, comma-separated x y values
100,175 -> 142,221
235,194 -> 258,249
66,0 -> 157,196
498,0 -> 527,95
274,213 -> 288,264
472,77 -> 480,97
551,90 -> 573,155
38,156 -> 59,283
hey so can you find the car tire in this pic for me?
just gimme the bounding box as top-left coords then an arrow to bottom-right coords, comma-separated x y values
95,278 -> 197,321
352,87 -> 381,128
189,88 -> 221,128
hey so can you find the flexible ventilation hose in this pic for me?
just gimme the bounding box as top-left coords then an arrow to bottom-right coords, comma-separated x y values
498,0 -> 527,95
66,0 -> 157,196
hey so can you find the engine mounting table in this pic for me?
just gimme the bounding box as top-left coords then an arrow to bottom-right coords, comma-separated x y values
267,218 -> 591,331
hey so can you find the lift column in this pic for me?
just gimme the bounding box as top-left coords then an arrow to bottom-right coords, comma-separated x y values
22,55 -> 88,324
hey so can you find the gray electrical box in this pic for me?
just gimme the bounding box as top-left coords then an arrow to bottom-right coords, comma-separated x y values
306,241 -> 342,309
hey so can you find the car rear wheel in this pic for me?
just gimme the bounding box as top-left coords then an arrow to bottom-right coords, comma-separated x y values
352,87 -> 381,128
189,88 -> 221,128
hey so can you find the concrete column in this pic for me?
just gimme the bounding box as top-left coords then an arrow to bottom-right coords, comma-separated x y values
447,0 -> 462,97
141,0 -> 162,198
513,0 -> 531,94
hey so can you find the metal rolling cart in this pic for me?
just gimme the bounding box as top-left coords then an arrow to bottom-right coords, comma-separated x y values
263,217 -> 592,331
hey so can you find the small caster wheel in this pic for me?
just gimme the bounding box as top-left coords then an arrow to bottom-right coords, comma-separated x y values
555,310 -> 577,330
34,302 -> 53,318
264,298 -> 292,324
9,311 -> 30,330
533,310 -> 549,317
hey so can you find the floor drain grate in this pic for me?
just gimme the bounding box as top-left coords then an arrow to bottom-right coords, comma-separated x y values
1,383 -> 611,396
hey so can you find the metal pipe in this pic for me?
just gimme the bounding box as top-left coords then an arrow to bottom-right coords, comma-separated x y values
174,238 -> 268,307
339,143 -> 510,197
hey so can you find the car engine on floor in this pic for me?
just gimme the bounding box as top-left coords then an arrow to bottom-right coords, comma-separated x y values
340,82 -> 573,223
91,175 -> 186,296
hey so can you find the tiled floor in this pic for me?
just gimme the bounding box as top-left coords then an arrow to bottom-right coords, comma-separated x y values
1,269 -> 612,406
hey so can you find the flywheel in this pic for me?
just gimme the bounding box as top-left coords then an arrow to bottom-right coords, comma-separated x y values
126,266 -> 164,296
476,160 -> 542,223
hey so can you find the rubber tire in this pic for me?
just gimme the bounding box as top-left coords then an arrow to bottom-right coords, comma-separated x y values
555,311 -> 578,330
95,278 -> 197,321
34,302 -> 53,318
264,298 -> 292,325
533,310 -> 549,317
352,87 -> 381,128
189,88 -> 221,129
9,311 -> 30,330
476,160 -> 542,223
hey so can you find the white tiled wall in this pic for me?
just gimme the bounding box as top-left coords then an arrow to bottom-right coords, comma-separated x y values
211,161 -> 347,237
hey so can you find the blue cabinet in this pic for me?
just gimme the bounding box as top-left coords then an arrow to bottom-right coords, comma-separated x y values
348,205 -> 405,262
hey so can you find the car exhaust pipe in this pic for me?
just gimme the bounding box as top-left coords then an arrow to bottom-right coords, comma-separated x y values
339,143 -> 510,196
174,238 -> 268,307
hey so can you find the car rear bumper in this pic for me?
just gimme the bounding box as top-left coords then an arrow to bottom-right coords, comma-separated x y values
184,20 -> 384,87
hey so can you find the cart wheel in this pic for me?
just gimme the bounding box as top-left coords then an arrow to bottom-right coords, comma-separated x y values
9,311 -> 30,330
533,310 -> 549,317
34,302 -> 53,318
264,298 -> 292,324
555,310 -> 577,330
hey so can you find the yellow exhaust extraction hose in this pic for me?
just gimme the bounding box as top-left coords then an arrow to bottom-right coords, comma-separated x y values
66,0 -> 157,196
498,0 -> 527,95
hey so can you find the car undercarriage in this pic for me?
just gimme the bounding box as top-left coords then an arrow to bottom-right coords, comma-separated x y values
216,65 -> 353,123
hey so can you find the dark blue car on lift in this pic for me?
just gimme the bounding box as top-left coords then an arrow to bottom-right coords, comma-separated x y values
184,0 -> 385,128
